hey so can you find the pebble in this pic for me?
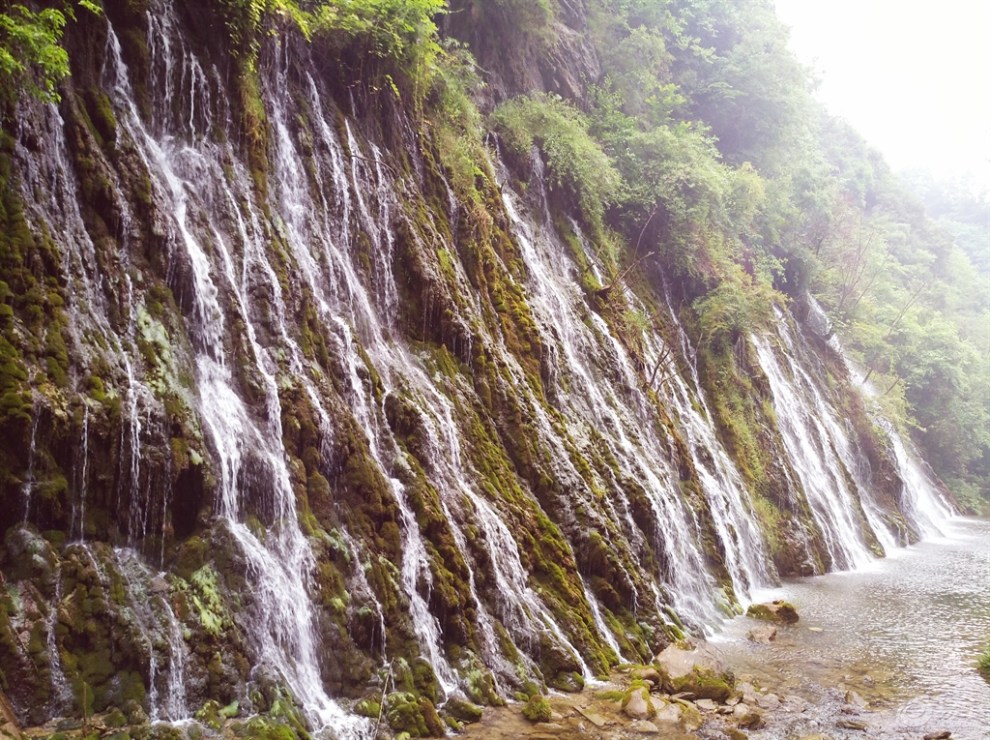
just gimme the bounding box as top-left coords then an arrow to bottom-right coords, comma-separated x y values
695,698 -> 718,711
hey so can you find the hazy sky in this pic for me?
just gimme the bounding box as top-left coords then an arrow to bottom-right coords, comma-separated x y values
773,0 -> 990,187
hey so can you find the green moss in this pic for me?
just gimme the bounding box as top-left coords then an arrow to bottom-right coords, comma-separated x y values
978,643 -> 990,682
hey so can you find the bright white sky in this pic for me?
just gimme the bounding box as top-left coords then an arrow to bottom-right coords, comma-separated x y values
773,0 -> 990,188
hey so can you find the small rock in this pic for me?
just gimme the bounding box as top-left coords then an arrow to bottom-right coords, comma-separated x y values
726,696 -> 741,706
574,707 -> 608,728
923,732 -> 952,740
808,627 -> 824,633
737,682 -> 759,705
622,688 -> 652,720
631,667 -> 662,684
727,730 -> 749,740
695,698 -> 718,711
747,624 -> 778,643
628,719 -> 660,734
671,691 -> 696,701
783,695 -> 807,711
653,702 -> 682,723
844,690 -> 868,709
836,718 -> 868,731
718,705 -> 735,715
733,703 -> 765,729
756,693 -> 780,710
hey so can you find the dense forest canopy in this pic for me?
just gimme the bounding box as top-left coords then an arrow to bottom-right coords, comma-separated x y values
2,0 -> 987,510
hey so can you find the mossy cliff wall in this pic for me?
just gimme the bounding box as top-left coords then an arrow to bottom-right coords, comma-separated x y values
0,0 -> 927,734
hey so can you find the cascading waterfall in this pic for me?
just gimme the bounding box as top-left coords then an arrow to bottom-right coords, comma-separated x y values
752,330 -> 874,570
21,400 -> 39,523
809,296 -> 955,541
99,12 -> 368,734
883,423 -> 954,539
45,564 -> 72,715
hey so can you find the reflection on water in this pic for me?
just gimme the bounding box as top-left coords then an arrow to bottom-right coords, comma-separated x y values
715,517 -> 990,739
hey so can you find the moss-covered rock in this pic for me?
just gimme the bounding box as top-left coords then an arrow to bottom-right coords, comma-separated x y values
746,600 -> 799,624
521,694 -> 552,723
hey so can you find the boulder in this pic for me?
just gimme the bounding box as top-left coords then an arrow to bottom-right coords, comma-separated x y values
746,600 -> 799,624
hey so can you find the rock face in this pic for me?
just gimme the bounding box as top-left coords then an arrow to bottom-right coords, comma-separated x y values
746,600 -> 800,624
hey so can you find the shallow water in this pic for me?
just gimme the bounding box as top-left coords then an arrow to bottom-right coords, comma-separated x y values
715,517 -> 990,738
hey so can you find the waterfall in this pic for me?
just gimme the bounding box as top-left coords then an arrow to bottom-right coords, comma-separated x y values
97,13 -> 369,734
752,327 -> 876,570
809,295 -> 956,541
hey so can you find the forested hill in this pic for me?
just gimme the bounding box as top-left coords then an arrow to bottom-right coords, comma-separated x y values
0,0 -> 985,734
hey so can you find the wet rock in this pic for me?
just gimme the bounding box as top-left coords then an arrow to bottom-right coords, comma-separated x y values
923,732 -> 951,740
843,689 -> 867,709
746,600 -> 799,624
836,718 -> 868,731
655,641 -> 735,701
445,698 -> 483,724
755,692 -> 780,710
622,687 -> 654,719
736,682 -> 759,705
783,694 -> 807,711
628,719 -> 659,734
747,624 -> 778,643
733,703 -> 765,729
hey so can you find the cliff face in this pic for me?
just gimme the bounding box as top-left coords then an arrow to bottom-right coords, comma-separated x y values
0,0 -> 952,734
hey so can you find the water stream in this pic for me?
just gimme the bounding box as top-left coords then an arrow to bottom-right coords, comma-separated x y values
717,517 -> 990,739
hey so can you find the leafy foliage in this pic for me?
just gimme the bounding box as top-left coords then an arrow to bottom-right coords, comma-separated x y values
0,1 -> 100,105
493,93 -> 621,236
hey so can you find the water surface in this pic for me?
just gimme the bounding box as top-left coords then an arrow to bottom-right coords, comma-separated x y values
715,517 -> 990,738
